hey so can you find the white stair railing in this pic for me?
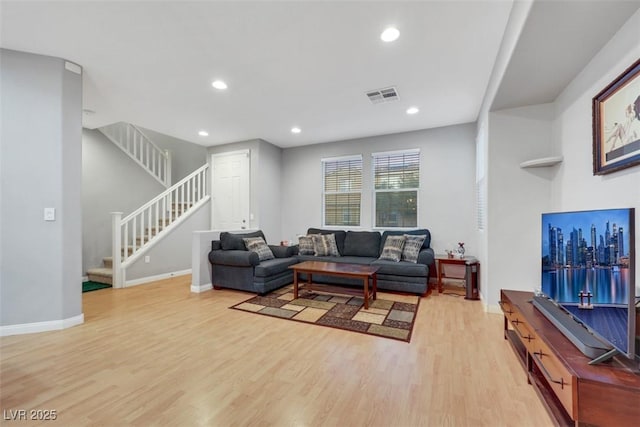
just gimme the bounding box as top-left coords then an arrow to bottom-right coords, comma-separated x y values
100,122 -> 172,188
111,164 -> 209,288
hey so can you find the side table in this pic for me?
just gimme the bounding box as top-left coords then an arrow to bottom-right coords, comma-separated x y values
435,255 -> 480,300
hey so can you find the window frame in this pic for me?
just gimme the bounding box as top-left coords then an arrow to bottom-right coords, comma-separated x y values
371,149 -> 420,229
321,154 -> 363,228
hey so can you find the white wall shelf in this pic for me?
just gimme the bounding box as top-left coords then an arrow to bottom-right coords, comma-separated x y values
519,156 -> 563,168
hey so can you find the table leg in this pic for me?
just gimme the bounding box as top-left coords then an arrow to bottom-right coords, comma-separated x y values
293,270 -> 299,299
437,261 -> 444,293
364,275 -> 369,310
372,273 -> 377,301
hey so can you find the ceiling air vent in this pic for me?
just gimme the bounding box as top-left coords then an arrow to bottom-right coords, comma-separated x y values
366,86 -> 399,104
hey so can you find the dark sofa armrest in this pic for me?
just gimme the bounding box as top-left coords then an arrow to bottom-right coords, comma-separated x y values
269,245 -> 296,258
211,240 -> 222,251
417,247 -> 435,266
209,249 -> 259,267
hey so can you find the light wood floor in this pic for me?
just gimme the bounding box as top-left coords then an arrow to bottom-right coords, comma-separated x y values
0,276 -> 553,426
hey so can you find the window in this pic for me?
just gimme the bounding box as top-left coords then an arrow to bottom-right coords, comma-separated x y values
373,149 -> 419,228
322,155 -> 362,226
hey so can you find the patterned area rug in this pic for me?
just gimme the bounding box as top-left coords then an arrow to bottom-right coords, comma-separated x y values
230,285 -> 420,342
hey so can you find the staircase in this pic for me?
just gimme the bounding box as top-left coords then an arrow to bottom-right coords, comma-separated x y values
86,201 -> 198,286
99,122 -> 172,188
86,122 -> 209,288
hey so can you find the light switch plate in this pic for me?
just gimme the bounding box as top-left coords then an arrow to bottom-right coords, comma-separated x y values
44,207 -> 56,221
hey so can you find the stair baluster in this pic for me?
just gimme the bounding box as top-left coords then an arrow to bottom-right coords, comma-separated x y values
104,164 -> 209,288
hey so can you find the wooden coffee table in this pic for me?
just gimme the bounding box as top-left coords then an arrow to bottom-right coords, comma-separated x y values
289,261 -> 379,309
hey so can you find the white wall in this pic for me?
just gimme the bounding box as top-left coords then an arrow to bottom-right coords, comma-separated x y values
475,0 -> 533,305
208,139 -> 283,244
82,129 -> 166,273
281,124 -> 477,255
1,49 -> 83,329
126,201 -> 210,282
551,8 -> 640,292
482,8 -> 640,311
485,104 -> 555,308
138,126 -> 208,183
257,140 -> 283,244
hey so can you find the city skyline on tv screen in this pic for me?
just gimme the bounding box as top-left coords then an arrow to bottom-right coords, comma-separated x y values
542,208 -> 632,268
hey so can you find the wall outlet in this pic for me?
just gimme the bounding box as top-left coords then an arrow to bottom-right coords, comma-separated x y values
144,255 -> 150,263
44,207 -> 55,221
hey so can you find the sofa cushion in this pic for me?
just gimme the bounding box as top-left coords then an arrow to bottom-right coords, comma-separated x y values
401,234 -> 427,263
371,259 -> 429,277
296,254 -> 377,265
220,230 -> 265,250
270,245 -> 296,258
380,229 -> 430,254
307,228 -> 347,255
343,231 -> 381,257
378,235 -> 406,262
298,235 -> 315,255
243,237 -> 274,261
254,257 -> 299,278
312,234 -> 340,257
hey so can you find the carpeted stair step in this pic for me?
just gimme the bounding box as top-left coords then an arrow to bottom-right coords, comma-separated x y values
103,257 -> 113,269
146,226 -> 163,235
86,267 -> 112,285
171,202 -> 193,212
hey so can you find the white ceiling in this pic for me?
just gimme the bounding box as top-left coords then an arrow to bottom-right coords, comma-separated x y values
1,1 -> 639,148
492,0 -> 640,111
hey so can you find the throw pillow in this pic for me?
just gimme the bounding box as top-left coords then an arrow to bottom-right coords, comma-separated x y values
401,234 -> 426,263
298,235 -> 316,255
378,235 -> 406,262
312,233 -> 340,257
243,237 -> 275,261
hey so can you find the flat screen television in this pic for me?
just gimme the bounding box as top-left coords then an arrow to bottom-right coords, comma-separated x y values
538,207 -> 637,363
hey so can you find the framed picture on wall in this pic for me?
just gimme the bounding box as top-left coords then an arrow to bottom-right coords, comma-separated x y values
592,58 -> 640,175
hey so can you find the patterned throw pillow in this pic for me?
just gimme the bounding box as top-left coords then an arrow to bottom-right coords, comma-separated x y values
243,237 -> 275,261
298,235 -> 316,255
312,233 -> 340,257
379,235 -> 406,262
401,234 -> 426,263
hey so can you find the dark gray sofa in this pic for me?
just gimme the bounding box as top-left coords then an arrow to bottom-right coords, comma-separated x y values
295,228 -> 434,295
208,231 -> 298,294
208,228 -> 434,296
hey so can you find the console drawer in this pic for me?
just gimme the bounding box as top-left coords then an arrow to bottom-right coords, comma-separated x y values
499,298 -> 516,321
509,310 -> 537,352
530,337 -> 575,418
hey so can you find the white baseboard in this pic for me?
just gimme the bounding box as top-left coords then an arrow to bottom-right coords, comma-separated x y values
82,275 -> 88,282
191,282 -> 212,293
485,303 -> 502,315
125,269 -> 191,287
0,313 -> 84,337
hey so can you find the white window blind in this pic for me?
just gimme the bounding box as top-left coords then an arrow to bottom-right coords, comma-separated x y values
373,150 -> 420,228
322,156 -> 362,226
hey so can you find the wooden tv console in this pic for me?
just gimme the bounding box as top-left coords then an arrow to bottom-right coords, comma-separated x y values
500,290 -> 640,427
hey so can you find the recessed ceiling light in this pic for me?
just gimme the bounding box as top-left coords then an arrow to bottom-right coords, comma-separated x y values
406,107 -> 419,115
291,127 -> 301,134
211,80 -> 228,90
380,27 -> 400,42
198,130 -> 209,136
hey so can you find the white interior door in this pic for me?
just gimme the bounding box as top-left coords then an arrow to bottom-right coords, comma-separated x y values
211,150 -> 250,230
